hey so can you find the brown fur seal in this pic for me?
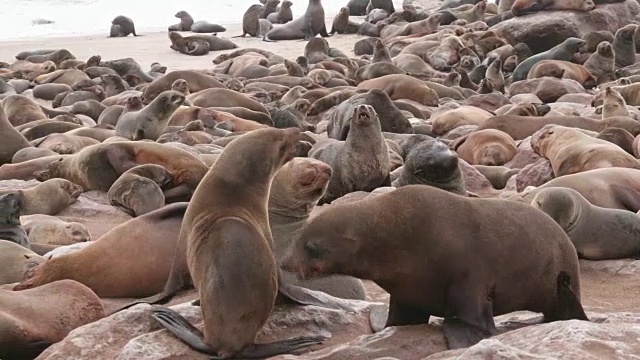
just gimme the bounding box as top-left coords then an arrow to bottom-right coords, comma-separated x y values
1,280 -> 105,359
0,193 -> 30,247
282,184 -> 589,349
613,24 -> 637,68
0,103 -> 30,165
531,124 -> 640,176
267,0 -> 294,24
583,41 -> 615,84
357,74 -> 439,106
510,0 -> 594,16
392,138 -> 467,195
33,142 -> 208,201
450,129 -> 518,166
511,38 -> 585,81
23,49 -> 75,66
0,179 -> 82,216
115,90 -> 185,140
108,164 -> 173,217
531,187 -> 640,260
509,168 -> 640,212
330,7 -> 360,34
2,94 -> 47,126
0,240 -> 43,285
168,32 -> 211,56
310,104 -> 391,204
32,133 -> 99,155
148,127 -> 326,358
596,127 -> 635,155
601,87 -> 630,118
238,4 -> 270,37
15,203 -> 188,298
110,15 -> 139,37
22,214 -> 90,246
473,165 -> 519,189
188,88 -> 268,114
270,157 -> 366,300
527,60 -> 596,89
168,10 -> 194,31
264,0 -> 331,41
142,70 -> 225,105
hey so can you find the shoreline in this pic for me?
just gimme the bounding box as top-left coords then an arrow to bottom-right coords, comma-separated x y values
0,18 -> 364,71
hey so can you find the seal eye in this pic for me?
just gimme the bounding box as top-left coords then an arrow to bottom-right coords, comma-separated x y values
304,242 -> 322,259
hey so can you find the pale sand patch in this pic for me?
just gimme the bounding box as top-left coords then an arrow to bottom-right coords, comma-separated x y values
0,21 -> 367,70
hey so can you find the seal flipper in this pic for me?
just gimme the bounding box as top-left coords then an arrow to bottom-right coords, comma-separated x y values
319,26 -> 332,38
276,271 -> 359,311
152,306 -> 326,359
544,272 -> 589,322
442,318 -> 493,349
442,284 -> 497,349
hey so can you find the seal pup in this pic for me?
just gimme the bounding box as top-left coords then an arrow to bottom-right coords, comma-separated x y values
531,187 -> 640,260
330,7 -> 360,34
310,104 -> 391,204
168,10 -> 194,31
149,127 -> 326,358
270,158 -> 366,300
282,185 -> 589,349
0,193 -> 29,248
583,41 -> 615,84
392,139 -> 467,196
115,90 -> 185,141
267,0 -> 294,24
110,15 -> 139,37
108,164 -> 173,217
22,215 -> 90,246
264,0 -> 331,41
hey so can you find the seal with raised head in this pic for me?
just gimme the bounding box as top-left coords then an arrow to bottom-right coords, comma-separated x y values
148,127 -> 326,359
115,90 -> 185,141
108,164 -> 173,217
264,0 -> 331,41
0,101 -> 30,165
110,15 -> 139,37
270,157 -> 366,300
267,0 -> 294,24
330,7 -> 360,34
392,138 -> 467,196
613,24 -> 637,68
168,10 -> 194,31
531,187 -> 640,260
510,0 -> 595,16
310,104 -> 391,204
583,41 -> 615,84
237,4 -> 273,37
282,184 -> 589,349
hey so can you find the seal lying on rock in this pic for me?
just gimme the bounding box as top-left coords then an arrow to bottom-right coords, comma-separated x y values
283,185 -> 589,349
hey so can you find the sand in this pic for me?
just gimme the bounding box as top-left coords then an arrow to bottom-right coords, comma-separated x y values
0,20 -> 364,70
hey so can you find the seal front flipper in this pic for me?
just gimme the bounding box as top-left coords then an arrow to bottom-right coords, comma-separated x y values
442,318 -> 494,349
152,306 -> 326,359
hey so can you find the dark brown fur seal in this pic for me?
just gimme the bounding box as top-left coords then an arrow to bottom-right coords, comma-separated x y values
149,127 -> 326,358
310,104 -> 391,204
282,184 -> 589,349
264,0 -> 331,41
110,15 -> 139,37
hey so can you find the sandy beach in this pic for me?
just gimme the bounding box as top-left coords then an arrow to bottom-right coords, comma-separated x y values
0,19 -> 364,70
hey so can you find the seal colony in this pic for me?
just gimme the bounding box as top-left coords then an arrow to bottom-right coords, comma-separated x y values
2,0 -> 640,357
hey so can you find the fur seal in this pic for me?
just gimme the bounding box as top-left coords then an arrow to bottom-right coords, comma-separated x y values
0,179 -> 82,216
108,164 -> 173,217
531,124 -> 640,176
0,103 -> 30,165
33,142 -> 208,201
473,165 -> 519,189
531,187 -> 640,260
0,240 -> 43,285
22,214 -> 90,246
357,74 -> 439,106
168,32 -> 210,56
510,0 -> 595,16
282,185 -> 589,349
110,15 -> 139,37
168,10 -> 194,31
1,280 -> 105,359
0,193 -> 29,248
527,60 -> 596,89
310,104 -> 391,204
450,129 -> 518,166
149,127 -> 326,358
601,87 -> 630,118
613,24 -> 637,68
15,203 -> 188,298
583,41 -> 615,84
264,0 -> 331,41
271,157 -> 366,300
115,90 -> 185,140
511,38 -> 585,82
238,5 -> 272,37
267,0 -> 294,24
392,138 -> 467,195
142,70 -> 225,105
330,7 -> 360,34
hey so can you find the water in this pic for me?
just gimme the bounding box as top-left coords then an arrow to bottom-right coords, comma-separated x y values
0,0 -> 405,40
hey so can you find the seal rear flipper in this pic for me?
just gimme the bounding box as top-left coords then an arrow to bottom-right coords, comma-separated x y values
319,26 -> 332,38
151,306 -> 213,354
545,271 -> 589,322
442,318 -> 493,349
225,335 -> 326,360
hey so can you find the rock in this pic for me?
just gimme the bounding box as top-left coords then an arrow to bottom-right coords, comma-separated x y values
56,190 -> 132,239
403,0 -> 443,13
37,299 -> 378,360
459,159 -> 498,196
505,149 -> 541,169
491,2 -> 640,53
515,157 -> 554,192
